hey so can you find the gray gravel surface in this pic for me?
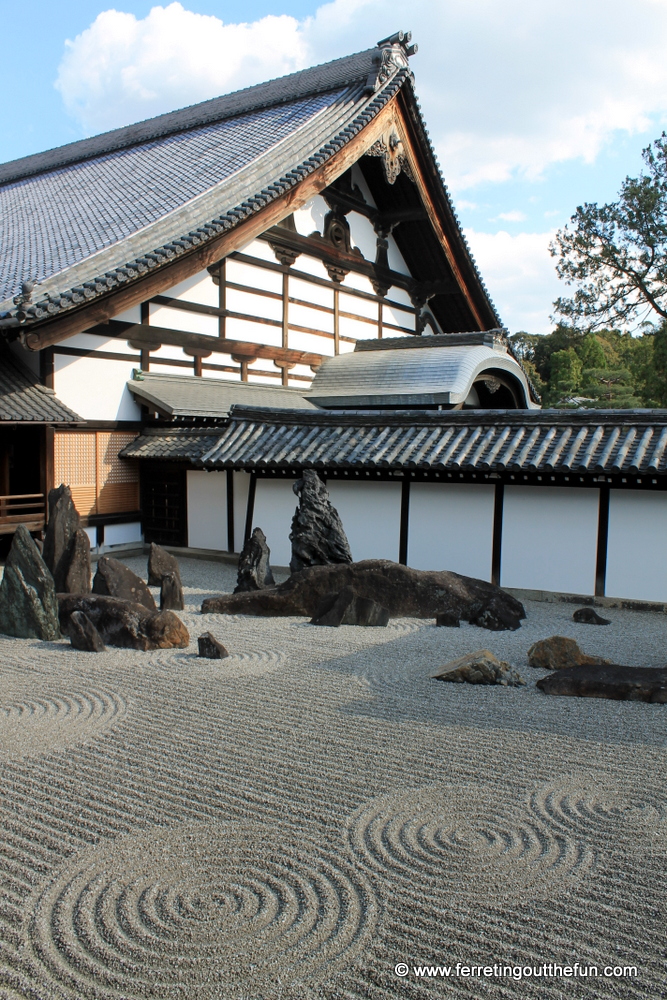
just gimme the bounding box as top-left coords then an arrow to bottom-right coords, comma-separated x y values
0,554 -> 665,999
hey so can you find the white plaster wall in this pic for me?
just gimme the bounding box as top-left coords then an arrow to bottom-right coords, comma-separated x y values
605,491 -> 667,601
408,483 -> 494,580
252,479 -> 296,566
66,333 -> 140,355
113,304 -> 141,323
326,480 -> 401,562
348,211 -> 377,262
226,258 -> 282,293
83,525 -> 97,548
233,471 -> 250,552
293,195 -> 328,236
54,354 -> 140,420
187,471 -> 227,551
500,486 -> 599,594
163,270 -> 218,306
104,522 -> 142,547
149,303 -> 217,337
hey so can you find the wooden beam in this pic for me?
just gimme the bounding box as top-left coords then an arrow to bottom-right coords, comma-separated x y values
22,100 -> 400,352
100,319 -> 325,367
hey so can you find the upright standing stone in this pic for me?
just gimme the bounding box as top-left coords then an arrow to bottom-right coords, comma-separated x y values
147,543 -> 181,587
289,470 -> 352,573
234,527 -> 275,592
0,524 -> 60,639
43,484 -> 86,592
64,529 -> 92,595
160,571 -> 185,611
93,556 -> 157,610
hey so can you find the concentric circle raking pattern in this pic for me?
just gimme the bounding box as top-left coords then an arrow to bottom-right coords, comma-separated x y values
0,687 -> 127,758
347,784 -> 594,901
29,820 -> 379,999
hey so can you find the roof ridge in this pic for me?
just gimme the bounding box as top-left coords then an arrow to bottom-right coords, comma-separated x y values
0,45 -> 387,186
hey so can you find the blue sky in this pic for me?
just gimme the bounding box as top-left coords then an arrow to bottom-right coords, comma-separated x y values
2,0 -> 666,334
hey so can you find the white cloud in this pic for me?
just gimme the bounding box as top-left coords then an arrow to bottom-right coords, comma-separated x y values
55,3 -> 309,133
496,211 -> 527,222
464,229 -> 560,334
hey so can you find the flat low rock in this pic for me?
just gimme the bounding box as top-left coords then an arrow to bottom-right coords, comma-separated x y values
59,594 -> 189,650
93,556 -> 156,611
527,635 -> 610,670
198,632 -> 229,659
147,543 -> 181,588
0,524 -> 60,640
573,607 -> 611,625
432,649 -> 525,687
69,610 -> 106,652
537,663 -> 667,702
202,559 -> 525,631
310,587 -> 389,627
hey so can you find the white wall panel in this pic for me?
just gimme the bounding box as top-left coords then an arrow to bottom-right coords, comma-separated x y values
233,472 -> 250,553
227,259 -> 282,293
149,304 -> 217,337
293,196 -> 328,236
68,333 -> 139,354
54,354 -> 140,421
606,491 -> 667,601
164,270 -> 218,306
408,483 -> 494,579
227,287 -> 282,321
501,486 -> 599,594
105,522 -> 142,547
289,277 -> 332,308
326,480 -> 401,562
187,471 -> 227,551
348,211 -> 377,261
226,317 -> 281,347
253,479 -> 296,566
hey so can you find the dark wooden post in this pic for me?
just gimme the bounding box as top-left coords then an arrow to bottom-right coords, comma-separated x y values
226,469 -> 235,553
491,481 -> 504,586
595,485 -> 610,597
399,477 -> 410,565
243,474 -> 257,543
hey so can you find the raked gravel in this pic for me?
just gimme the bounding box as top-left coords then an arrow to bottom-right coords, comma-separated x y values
0,555 -> 666,999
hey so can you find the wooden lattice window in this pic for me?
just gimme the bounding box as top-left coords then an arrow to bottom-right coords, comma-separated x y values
54,431 -> 139,517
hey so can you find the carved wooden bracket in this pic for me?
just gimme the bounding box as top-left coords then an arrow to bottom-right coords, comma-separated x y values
366,127 -> 415,186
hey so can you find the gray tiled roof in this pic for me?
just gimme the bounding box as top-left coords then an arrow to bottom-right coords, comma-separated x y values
120,426 -> 219,461
127,372 -> 317,418
186,406 -> 667,475
0,350 -> 81,422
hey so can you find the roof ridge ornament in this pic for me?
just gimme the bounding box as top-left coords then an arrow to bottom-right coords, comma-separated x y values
365,30 -> 416,94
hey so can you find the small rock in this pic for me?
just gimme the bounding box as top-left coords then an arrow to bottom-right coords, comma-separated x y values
93,556 -> 156,611
160,571 -> 184,611
43,484 -> 80,592
311,586 -> 389,627
198,632 -> 229,658
64,528 -> 92,595
290,470 -> 353,573
59,594 -> 189,650
0,524 -> 60,640
432,649 -> 526,687
435,610 -> 460,627
234,527 -> 275,593
527,635 -> 610,671
573,607 -> 610,625
147,543 -> 181,587
69,610 -> 106,652
537,663 -> 667,702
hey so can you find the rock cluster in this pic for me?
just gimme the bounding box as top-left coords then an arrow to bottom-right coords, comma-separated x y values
573,607 -> 610,625
432,650 -> 525,687
43,485 -> 91,593
0,524 -> 60,640
59,594 -> 189,651
289,470 -> 352,573
235,528 -> 275,592
310,587 -> 389,627
527,635 -> 610,671
537,663 -> 667,702
202,559 -> 525,631
197,632 -> 229,658
93,556 -> 156,610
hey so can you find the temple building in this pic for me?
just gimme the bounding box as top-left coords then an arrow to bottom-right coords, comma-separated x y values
1,32 -> 667,603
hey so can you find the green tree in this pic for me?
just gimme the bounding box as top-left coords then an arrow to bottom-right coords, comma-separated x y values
545,348 -> 583,405
579,368 -> 640,408
551,133 -> 667,330
577,334 -> 608,370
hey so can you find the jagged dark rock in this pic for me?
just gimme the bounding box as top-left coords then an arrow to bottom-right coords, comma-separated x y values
64,529 -> 92,595
537,663 -> 667,702
93,556 -> 156,610
160,571 -> 184,611
69,610 -> 106,652
202,559 -> 525,631
234,528 -> 275,592
59,594 -> 189,650
147,543 -> 181,587
43,484 -> 90,593
0,524 -> 60,640
311,586 -> 389,626
289,470 -> 352,573
198,632 -> 229,658
573,607 -> 611,625
436,610 -> 461,627
432,649 -> 525,687
527,636 -> 610,670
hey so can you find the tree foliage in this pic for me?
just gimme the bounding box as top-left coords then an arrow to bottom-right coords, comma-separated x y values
551,134 -> 667,330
